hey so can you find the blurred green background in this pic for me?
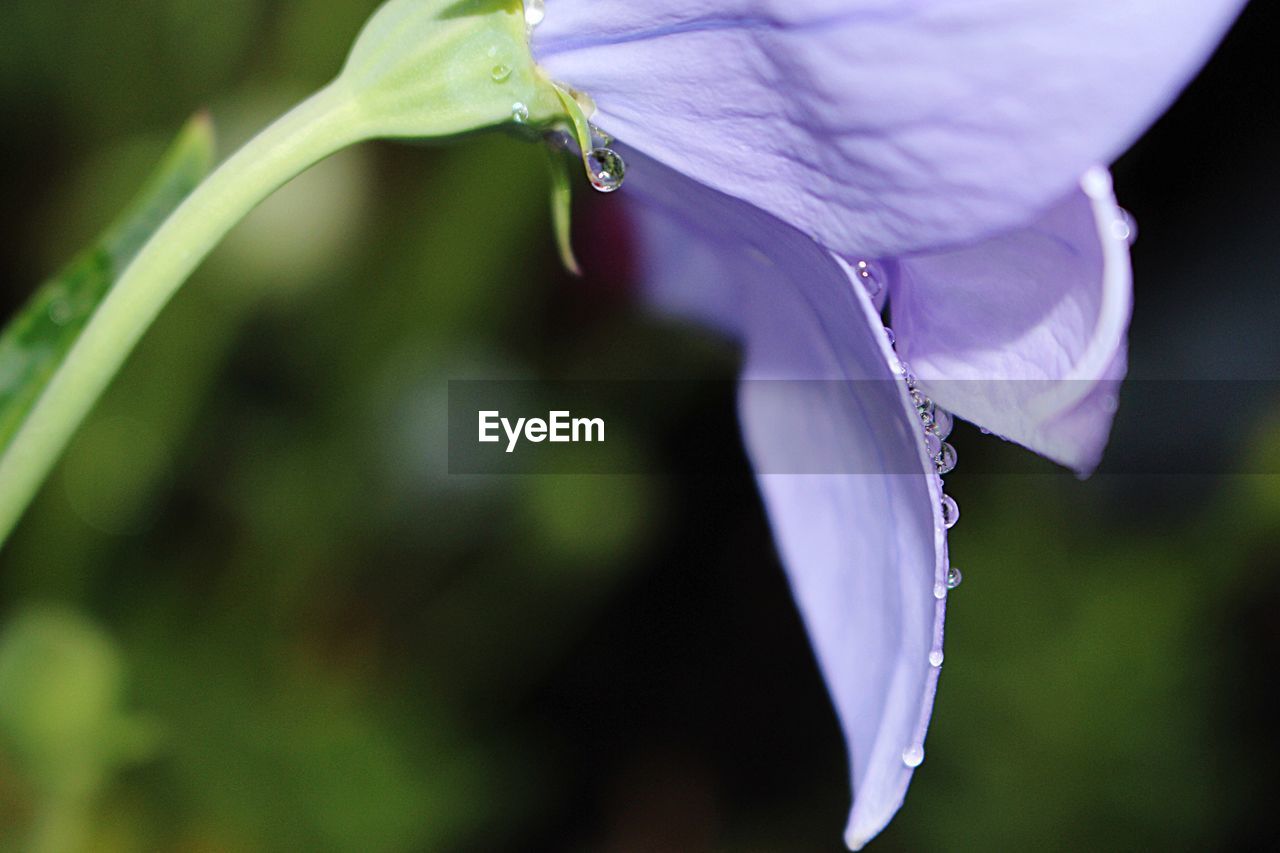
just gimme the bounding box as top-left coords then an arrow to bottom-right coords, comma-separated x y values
2,2 -> 1278,851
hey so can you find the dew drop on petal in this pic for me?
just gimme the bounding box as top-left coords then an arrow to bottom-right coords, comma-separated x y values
854,260 -> 883,297
902,745 -> 925,768
932,407 -> 953,440
585,148 -> 626,193
523,0 -> 545,28
884,326 -> 896,347
511,102 -> 529,123
491,64 -> 512,82
933,582 -> 947,600
929,649 -> 945,667
1113,208 -> 1139,245
940,493 -> 959,529
947,566 -> 963,590
937,441 -> 957,475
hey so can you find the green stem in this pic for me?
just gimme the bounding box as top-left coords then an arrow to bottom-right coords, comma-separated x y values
0,82 -> 368,542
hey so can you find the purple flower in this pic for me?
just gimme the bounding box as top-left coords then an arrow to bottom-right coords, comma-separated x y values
532,1 -> 1246,847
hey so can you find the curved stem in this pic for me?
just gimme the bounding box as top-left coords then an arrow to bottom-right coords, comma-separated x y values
0,82 -> 368,542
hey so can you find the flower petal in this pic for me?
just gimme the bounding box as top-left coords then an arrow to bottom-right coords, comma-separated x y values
536,0 -> 1243,258
889,168 -> 1131,473
622,150 -> 947,849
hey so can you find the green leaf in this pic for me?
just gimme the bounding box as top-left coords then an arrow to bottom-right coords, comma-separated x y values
0,115 -> 215,476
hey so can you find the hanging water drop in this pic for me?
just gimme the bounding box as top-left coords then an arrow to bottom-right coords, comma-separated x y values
902,745 -> 925,768
947,566 -> 963,590
585,148 -> 626,193
918,399 -> 936,430
491,64 -> 512,82
933,582 -> 947,600
884,326 -> 896,347
936,441 -> 957,475
929,649 -> 944,667
523,0 -> 546,29
1113,208 -> 1139,245
511,102 -> 529,123
940,494 -> 960,529
589,123 -> 614,147
854,260 -> 882,297
932,407 -> 953,440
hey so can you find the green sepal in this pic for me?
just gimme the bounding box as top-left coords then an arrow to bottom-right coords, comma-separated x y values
548,149 -> 582,276
340,0 -> 565,139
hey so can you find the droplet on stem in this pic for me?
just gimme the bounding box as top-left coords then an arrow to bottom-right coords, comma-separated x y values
48,299 -> 74,326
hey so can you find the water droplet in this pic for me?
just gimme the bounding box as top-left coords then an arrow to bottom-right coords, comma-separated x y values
892,359 -> 912,378
940,494 -> 960,529
902,745 -> 925,767
884,326 -> 896,347
936,441 -> 957,475
1101,394 -> 1119,414
924,431 -> 942,458
933,582 -> 947,600
511,102 -> 529,123
932,407 -> 953,440
589,124 -> 614,147
585,148 -> 626,192
917,397 -> 935,429
523,0 -> 546,28
947,566 -> 963,590
48,298 -> 74,326
491,64 -> 512,82
854,260 -> 882,297
929,650 -> 945,667
1113,208 -> 1138,245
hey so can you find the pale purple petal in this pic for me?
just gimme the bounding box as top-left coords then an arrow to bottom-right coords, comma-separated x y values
623,150 -> 947,849
536,0 -> 1245,258
889,168 -> 1131,473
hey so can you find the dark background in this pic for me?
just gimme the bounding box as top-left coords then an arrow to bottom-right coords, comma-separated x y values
1,2 -> 1278,850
